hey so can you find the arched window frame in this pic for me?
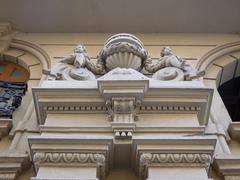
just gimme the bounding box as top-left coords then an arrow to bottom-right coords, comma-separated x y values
197,41 -> 240,140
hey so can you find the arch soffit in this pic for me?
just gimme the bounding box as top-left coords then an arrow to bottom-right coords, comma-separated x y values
197,41 -> 240,88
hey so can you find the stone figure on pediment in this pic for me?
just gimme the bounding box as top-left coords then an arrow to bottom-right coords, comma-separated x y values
145,46 -> 205,81
44,34 -> 205,81
43,45 -> 99,80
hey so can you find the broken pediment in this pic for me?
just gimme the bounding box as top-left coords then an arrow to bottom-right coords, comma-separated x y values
43,33 -> 204,81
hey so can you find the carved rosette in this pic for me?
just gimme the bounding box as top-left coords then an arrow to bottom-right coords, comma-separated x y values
33,152 -> 106,179
139,153 -> 212,179
98,33 -> 148,72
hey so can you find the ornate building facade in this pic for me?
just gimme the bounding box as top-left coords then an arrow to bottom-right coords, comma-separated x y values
0,2 -> 240,178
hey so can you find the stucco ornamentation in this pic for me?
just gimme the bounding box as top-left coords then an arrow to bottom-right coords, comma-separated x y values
139,153 -> 211,179
44,34 -> 204,81
152,67 -> 185,81
33,152 -> 106,179
105,97 -> 141,122
98,33 -> 148,72
105,97 -> 141,141
33,152 -> 105,165
145,46 -> 205,81
43,45 -> 97,80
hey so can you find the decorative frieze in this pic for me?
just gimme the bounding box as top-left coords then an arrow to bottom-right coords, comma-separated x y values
33,79 -> 212,126
33,152 -> 105,166
140,105 -> 200,111
42,104 -> 200,114
43,105 -> 107,112
33,152 -> 106,180
139,153 -> 212,180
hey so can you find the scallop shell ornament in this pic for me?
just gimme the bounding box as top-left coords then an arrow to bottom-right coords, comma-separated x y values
99,33 -> 148,72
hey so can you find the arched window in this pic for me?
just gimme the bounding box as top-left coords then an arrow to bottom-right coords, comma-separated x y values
0,60 -> 29,83
0,60 -> 29,118
218,77 -> 240,122
197,41 -> 240,131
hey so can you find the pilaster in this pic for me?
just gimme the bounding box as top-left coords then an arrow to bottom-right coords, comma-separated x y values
214,156 -> 240,180
0,152 -> 30,180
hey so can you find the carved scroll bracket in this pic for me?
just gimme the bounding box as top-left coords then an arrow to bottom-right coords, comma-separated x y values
105,97 -> 141,143
98,68 -> 149,143
0,23 -> 12,53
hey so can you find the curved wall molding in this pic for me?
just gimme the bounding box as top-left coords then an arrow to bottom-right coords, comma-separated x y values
196,41 -> 240,137
10,39 -> 50,79
197,41 -> 240,72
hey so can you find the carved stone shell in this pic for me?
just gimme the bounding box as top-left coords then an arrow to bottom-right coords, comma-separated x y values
99,33 -> 148,71
105,52 -> 142,71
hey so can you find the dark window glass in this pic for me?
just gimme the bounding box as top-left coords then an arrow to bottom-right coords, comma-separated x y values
218,77 -> 240,122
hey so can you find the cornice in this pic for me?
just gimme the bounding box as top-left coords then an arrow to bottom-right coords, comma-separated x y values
228,122 -> 240,141
33,80 -> 213,126
214,156 -> 240,179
